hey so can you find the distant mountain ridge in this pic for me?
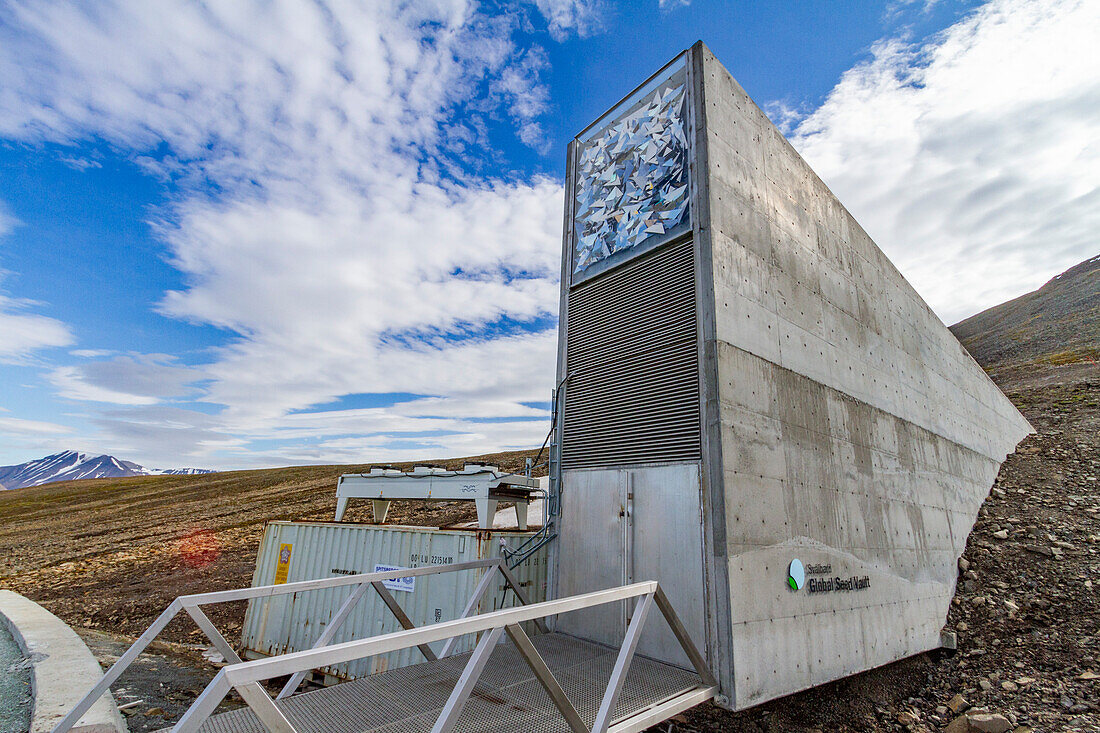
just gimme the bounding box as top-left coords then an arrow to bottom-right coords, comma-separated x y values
0,450 -> 215,491
951,254 -> 1099,379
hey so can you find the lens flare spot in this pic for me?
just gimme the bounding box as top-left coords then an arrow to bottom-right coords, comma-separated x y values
176,528 -> 220,569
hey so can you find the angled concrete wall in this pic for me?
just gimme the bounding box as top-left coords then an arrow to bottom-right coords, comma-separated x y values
692,42 -> 1033,708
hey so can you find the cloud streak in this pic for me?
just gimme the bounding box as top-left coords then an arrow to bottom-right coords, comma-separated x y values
0,416 -> 74,436
48,354 -> 203,405
0,293 -> 73,364
0,202 -> 73,363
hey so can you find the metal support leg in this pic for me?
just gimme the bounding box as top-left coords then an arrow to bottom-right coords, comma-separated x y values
278,581 -> 373,699
653,586 -> 717,687
592,593 -> 655,733
515,501 -> 529,530
234,681 -> 299,733
438,565 -> 499,658
504,624 -> 587,733
474,498 -> 498,529
171,670 -> 233,733
372,581 -> 438,661
430,626 -> 504,733
498,562 -> 549,634
334,496 -> 349,521
371,499 -> 391,523
184,603 -> 243,664
52,601 -> 182,733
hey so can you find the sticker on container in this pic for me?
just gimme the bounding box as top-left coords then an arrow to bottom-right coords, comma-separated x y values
374,564 -> 415,593
274,543 -> 293,585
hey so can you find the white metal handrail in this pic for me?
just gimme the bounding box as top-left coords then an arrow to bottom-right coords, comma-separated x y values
172,581 -> 718,733
51,558 -> 535,733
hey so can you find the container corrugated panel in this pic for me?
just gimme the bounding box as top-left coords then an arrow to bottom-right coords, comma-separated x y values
562,236 -> 701,468
240,521 -> 548,680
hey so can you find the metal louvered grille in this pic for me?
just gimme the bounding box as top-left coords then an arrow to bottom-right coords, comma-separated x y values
562,237 -> 701,468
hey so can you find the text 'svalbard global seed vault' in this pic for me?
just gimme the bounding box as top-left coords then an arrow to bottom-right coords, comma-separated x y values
550,42 -> 1033,709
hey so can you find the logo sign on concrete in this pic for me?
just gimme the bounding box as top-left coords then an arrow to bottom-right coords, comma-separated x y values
787,559 -> 805,591
788,559 -> 872,594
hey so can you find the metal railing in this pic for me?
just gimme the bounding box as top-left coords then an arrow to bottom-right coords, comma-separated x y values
172,580 -> 716,733
51,558 -> 538,733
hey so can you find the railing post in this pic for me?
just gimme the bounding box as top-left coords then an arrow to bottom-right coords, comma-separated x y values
653,585 -> 717,687
497,560 -> 549,634
371,580 -> 438,661
183,603 -> 243,664
438,562 -> 500,658
170,669 -> 233,733
592,592 -> 655,733
234,680 -> 299,733
504,624 -> 587,733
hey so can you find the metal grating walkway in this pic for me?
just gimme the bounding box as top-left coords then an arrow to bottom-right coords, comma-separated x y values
177,633 -> 704,733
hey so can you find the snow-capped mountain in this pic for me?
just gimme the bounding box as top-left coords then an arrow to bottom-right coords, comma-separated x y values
0,450 -> 215,490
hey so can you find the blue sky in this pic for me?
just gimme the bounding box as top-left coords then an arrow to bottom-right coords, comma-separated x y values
0,0 -> 1096,469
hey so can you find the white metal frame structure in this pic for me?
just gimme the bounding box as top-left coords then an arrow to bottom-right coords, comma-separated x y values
50,560 -> 539,733
173,581 -> 715,733
335,465 -> 541,529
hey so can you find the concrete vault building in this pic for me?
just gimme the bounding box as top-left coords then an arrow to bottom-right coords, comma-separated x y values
550,42 -> 1032,709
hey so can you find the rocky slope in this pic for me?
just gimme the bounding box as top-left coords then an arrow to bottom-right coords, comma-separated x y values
950,253 -> 1098,384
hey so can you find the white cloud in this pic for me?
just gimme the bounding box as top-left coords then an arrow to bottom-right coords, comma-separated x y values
69,349 -> 115,358
658,0 -> 690,11
533,0 -> 603,40
50,366 -> 159,405
784,0 -> 1100,324
0,1 -> 564,465
883,0 -> 942,24
0,416 -> 74,436
0,201 -> 74,363
87,406 -> 245,465
0,293 -> 74,364
48,354 -> 202,405
0,201 -> 17,236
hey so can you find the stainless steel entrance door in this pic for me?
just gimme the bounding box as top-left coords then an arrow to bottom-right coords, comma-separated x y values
556,462 -> 706,668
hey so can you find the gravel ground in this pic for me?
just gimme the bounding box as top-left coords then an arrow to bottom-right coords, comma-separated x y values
0,620 -> 31,733
75,629 -> 245,733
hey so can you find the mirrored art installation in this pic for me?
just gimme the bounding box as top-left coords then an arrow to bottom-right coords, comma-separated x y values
573,68 -> 690,277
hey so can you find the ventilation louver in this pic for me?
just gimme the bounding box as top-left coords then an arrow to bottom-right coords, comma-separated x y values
562,237 -> 701,468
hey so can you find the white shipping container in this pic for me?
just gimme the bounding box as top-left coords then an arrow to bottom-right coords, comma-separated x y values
240,521 -> 548,681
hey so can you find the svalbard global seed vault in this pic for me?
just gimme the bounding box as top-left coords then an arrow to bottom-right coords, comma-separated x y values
52,41 -> 1035,733
548,41 -> 1032,710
